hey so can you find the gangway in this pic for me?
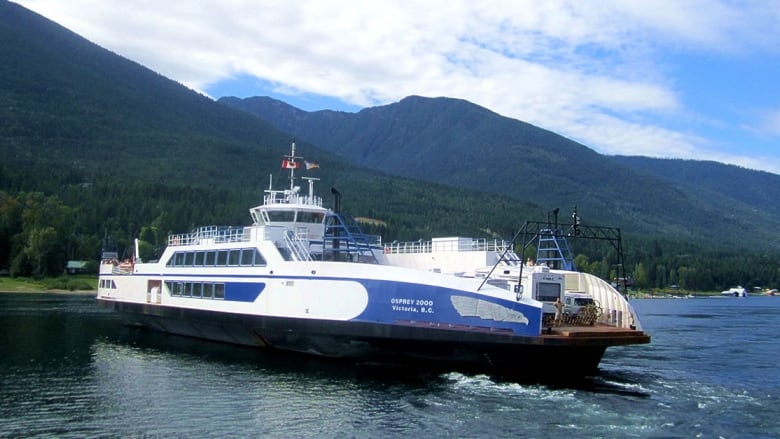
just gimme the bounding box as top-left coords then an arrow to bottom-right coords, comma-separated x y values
322,213 -> 381,263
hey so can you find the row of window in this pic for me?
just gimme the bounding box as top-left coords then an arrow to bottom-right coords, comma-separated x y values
166,281 -> 226,299
99,279 -> 116,289
265,210 -> 324,224
166,248 -> 267,267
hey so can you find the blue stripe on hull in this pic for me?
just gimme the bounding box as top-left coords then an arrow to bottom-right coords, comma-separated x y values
353,279 -> 542,337
225,282 -> 265,302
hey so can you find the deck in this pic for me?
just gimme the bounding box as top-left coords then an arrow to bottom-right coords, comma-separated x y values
541,323 -> 651,346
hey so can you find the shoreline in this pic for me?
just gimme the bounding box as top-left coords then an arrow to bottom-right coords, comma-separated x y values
0,275 -> 97,295
0,289 -> 96,295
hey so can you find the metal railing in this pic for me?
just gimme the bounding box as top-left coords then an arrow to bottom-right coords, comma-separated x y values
283,230 -> 313,261
384,238 -> 514,255
168,226 -> 248,246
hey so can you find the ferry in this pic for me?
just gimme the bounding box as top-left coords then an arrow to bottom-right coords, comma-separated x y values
97,141 -> 650,378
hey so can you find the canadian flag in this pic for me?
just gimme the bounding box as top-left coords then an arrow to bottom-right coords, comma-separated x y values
281,159 -> 299,169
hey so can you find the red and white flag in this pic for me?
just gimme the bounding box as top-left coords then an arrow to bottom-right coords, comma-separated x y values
281,159 -> 299,169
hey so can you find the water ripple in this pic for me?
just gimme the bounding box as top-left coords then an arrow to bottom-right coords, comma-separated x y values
2,294 -> 780,438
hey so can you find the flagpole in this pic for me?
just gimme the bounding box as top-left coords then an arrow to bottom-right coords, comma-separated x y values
289,139 -> 296,191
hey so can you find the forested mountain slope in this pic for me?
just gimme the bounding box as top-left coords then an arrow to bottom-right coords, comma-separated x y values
220,96 -> 780,250
0,1 -> 541,274
611,156 -> 780,221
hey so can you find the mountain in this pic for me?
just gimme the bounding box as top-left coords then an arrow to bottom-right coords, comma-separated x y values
219,96 -> 780,250
611,156 -> 780,220
0,1 -> 539,253
0,1 -> 294,190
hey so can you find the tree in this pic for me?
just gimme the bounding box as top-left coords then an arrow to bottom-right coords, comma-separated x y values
677,266 -> 689,290
8,192 -> 74,277
24,226 -> 61,277
0,191 -> 23,270
574,254 -> 590,271
634,261 -> 649,289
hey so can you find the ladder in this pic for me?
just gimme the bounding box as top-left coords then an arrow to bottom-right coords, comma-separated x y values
536,228 -> 576,270
322,213 -> 379,263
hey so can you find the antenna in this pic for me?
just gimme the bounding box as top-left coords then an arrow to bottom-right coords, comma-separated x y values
303,177 -> 319,198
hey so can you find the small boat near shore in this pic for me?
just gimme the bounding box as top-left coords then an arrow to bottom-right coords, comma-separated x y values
721,286 -> 748,297
97,141 -> 650,379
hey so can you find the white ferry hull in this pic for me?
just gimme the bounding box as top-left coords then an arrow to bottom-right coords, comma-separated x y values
97,257 -> 643,377
96,296 -> 610,376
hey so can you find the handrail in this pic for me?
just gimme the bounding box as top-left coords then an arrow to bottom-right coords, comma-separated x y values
383,238 -> 514,255
284,230 -> 312,261
168,226 -> 247,246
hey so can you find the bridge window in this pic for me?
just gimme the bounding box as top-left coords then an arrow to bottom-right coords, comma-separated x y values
268,211 -> 295,222
298,211 -> 325,223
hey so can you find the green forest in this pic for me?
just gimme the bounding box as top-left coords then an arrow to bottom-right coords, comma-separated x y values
2,183 -> 779,293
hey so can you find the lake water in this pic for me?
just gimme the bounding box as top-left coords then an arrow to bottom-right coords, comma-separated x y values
1,292 -> 778,438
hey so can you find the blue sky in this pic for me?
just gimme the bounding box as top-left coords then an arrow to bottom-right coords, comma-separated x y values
17,0 -> 780,174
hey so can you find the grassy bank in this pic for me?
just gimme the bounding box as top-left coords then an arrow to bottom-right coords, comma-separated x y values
629,289 -> 723,298
0,275 -> 97,293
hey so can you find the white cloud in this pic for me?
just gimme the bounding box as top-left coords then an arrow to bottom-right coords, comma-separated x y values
14,0 -> 780,174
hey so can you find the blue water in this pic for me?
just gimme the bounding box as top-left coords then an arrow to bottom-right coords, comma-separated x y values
0,293 -> 778,438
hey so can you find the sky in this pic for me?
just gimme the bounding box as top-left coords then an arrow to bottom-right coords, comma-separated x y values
15,0 -> 780,175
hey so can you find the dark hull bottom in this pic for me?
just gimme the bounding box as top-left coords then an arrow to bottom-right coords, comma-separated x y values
98,299 -> 620,379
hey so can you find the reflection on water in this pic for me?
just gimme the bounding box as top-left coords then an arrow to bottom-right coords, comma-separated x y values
1,293 -> 779,438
